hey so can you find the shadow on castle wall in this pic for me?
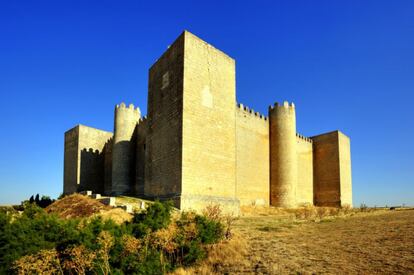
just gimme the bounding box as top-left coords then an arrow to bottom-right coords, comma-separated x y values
78,139 -> 144,196
78,148 -> 105,194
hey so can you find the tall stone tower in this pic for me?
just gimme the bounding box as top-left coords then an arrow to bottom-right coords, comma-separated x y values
269,101 -> 297,207
111,103 -> 140,195
145,31 -> 239,213
312,131 -> 353,207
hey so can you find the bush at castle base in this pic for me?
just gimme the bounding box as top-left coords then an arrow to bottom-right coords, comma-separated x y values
0,201 -> 225,274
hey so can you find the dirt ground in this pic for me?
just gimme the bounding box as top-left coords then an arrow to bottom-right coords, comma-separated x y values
227,209 -> 414,274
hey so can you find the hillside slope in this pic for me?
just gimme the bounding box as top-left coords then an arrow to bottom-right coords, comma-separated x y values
45,194 -> 132,223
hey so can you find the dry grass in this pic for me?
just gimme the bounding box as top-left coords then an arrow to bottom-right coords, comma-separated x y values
231,208 -> 414,274
93,208 -> 132,224
240,204 -> 370,221
172,206 -> 414,274
171,234 -> 249,275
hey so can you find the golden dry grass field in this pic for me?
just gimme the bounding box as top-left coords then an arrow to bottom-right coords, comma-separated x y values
217,208 -> 414,274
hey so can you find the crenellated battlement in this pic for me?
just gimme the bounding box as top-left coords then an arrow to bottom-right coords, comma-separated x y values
296,133 -> 313,143
105,137 -> 113,146
268,101 -> 295,112
138,115 -> 148,124
236,103 -> 268,121
81,148 -> 102,155
116,102 -> 141,115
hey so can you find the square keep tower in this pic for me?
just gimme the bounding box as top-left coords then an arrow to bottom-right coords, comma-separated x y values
145,31 -> 239,214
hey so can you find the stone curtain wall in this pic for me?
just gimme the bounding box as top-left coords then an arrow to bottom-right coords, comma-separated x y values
64,125 -> 113,195
296,135 -> 313,205
135,117 -> 147,196
103,138 -> 113,195
235,105 -> 270,206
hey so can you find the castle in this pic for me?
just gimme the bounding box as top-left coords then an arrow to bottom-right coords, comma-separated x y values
64,31 -> 352,213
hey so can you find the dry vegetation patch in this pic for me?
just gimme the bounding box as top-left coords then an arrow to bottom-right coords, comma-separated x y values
46,194 -> 133,223
171,234 -> 249,275
232,209 -> 414,274
94,207 -> 133,224
46,194 -> 109,219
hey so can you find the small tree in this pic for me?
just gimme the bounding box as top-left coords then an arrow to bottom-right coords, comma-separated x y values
96,231 -> 114,275
34,194 -> 40,205
38,196 -> 53,208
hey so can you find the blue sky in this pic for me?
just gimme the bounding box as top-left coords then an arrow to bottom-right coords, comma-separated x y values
0,1 -> 413,206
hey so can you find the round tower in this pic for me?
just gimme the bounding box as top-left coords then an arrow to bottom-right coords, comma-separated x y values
111,102 -> 140,195
269,101 -> 297,207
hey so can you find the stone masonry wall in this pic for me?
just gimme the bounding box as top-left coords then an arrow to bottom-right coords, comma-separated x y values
296,135 -> 313,205
181,31 -> 239,214
135,117 -> 147,196
64,125 -> 113,194
64,127 -> 79,194
235,104 -> 269,206
269,102 -> 297,207
145,33 -> 184,199
103,138 -> 113,195
338,132 -> 353,206
312,131 -> 341,206
111,103 -> 140,195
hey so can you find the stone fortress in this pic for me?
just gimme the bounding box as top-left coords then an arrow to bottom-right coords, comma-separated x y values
64,31 -> 352,213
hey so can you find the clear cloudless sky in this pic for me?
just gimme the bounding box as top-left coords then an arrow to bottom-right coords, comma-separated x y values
0,1 -> 413,206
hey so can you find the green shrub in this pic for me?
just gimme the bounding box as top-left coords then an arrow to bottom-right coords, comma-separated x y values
0,205 -> 75,272
182,240 -> 206,266
0,211 -> 11,274
195,215 -> 224,244
173,211 -> 224,266
0,199 -> 226,274
130,201 -> 172,237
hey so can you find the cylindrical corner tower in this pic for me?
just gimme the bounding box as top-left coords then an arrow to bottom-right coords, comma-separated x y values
269,101 -> 297,207
111,102 -> 140,195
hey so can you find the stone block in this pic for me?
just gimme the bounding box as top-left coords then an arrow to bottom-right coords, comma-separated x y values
99,197 -> 116,207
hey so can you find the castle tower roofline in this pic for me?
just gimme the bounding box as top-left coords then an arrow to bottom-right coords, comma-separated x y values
268,101 -> 295,111
150,30 -> 234,70
64,124 -> 113,135
310,130 -> 350,139
182,30 -> 235,60
115,102 -> 141,114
